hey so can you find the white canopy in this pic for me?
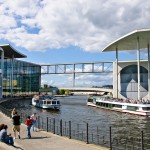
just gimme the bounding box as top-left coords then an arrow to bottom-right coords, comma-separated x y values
102,29 -> 150,52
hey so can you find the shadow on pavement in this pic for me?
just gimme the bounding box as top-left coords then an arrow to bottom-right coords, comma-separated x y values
13,145 -> 24,150
21,136 -> 49,140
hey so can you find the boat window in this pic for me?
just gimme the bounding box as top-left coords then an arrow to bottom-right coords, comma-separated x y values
96,102 -> 109,107
108,104 -> 112,108
43,101 -> 46,104
114,104 -> 122,108
96,102 -> 100,106
47,101 -> 51,104
88,98 -> 93,102
112,104 -> 115,107
102,103 -> 105,107
52,101 -> 56,104
57,101 -> 60,104
142,107 -> 150,110
127,106 -> 138,111
106,103 -> 108,107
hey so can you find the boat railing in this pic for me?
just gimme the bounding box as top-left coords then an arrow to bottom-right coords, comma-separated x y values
96,96 -> 150,105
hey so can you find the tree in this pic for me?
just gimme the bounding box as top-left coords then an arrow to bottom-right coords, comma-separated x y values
59,89 -> 65,95
65,89 -> 70,95
44,84 -> 48,88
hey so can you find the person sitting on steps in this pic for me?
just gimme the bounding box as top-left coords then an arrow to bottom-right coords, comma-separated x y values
0,125 -> 14,145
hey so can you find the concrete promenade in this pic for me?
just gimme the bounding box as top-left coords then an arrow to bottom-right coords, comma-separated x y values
0,112 -> 109,150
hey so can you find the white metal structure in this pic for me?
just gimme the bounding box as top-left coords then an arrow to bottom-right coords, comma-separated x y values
102,29 -> 150,100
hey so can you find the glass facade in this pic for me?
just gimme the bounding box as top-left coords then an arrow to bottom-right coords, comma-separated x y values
2,59 -> 41,97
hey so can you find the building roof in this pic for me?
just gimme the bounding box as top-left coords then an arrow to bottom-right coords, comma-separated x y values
0,44 -> 26,58
102,29 -> 150,52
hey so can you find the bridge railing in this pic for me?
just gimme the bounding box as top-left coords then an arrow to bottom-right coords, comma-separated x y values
40,62 -> 113,74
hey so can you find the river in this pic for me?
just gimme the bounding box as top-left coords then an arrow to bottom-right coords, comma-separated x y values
1,95 -> 150,149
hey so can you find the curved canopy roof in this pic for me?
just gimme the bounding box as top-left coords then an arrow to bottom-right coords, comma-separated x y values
0,44 -> 26,58
102,29 -> 150,52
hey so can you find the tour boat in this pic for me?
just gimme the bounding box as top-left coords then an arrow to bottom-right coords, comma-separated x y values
32,95 -> 61,109
87,95 -> 150,116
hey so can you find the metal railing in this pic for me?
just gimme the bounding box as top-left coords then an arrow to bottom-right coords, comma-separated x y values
0,105 -> 150,150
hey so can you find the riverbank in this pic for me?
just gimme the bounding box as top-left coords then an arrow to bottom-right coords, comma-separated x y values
0,111 -> 108,150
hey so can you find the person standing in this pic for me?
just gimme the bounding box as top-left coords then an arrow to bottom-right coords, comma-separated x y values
26,116 -> 32,139
0,125 -> 14,145
31,113 -> 38,131
11,108 -> 16,118
12,111 -> 21,139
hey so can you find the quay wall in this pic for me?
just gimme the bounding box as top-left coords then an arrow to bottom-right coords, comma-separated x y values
0,97 -> 109,150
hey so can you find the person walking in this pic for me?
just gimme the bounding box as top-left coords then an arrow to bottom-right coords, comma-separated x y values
12,111 -> 21,139
31,112 -> 38,131
0,125 -> 14,145
26,116 -> 33,139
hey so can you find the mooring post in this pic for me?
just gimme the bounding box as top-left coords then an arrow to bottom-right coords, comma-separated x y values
46,117 -> 48,132
141,131 -> 144,150
60,119 -> 62,136
110,126 -> 112,150
69,121 -> 71,139
86,123 -> 89,144
53,118 -> 55,134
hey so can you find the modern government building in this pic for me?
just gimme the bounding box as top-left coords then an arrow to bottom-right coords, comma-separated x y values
1,29 -> 150,101
0,44 -> 41,98
103,29 -> 150,100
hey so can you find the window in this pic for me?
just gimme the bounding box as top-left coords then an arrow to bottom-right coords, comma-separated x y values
142,107 -> 150,111
47,101 -> 51,104
52,101 -> 56,104
127,106 -> 137,111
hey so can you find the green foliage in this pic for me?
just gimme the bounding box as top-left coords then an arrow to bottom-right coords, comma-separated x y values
65,89 -> 70,95
59,89 -> 65,95
44,84 -> 48,88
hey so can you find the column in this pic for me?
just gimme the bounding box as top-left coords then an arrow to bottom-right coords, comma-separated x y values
116,47 -> 118,99
137,37 -> 141,100
148,44 -> 150,99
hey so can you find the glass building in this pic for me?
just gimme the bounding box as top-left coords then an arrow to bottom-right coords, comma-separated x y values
0,44 -> 41,98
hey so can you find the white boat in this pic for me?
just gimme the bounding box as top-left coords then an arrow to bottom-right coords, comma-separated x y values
87,95 -> 150,116
87,96 -> 97,107
32,95 -> 61,109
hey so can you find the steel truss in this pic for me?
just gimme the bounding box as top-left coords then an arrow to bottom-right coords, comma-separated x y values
40,61 -> 113,74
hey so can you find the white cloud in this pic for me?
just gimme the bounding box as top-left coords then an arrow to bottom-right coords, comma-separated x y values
41,72 -> 112,87
0,0 -> 150,52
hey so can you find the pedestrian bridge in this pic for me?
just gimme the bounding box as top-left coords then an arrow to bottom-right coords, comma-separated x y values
59,87 -> 113,94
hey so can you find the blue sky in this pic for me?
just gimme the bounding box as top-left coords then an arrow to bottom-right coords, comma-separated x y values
0,0 -> 149,87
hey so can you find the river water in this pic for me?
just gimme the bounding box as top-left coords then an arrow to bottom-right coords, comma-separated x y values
1,95 -> 150,149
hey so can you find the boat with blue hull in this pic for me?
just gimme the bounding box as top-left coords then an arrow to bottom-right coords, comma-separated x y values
87,95 -> 150,116
32,95 -> 61,109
